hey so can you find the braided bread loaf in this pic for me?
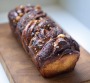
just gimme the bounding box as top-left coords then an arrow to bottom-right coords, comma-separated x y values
8,5 -> 80,77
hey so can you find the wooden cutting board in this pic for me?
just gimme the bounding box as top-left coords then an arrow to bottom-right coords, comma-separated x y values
0,23 -> 90,83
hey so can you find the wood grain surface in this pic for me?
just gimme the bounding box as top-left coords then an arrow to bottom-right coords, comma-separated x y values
0,23 -> 90,83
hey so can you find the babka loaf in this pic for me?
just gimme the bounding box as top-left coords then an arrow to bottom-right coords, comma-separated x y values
8,5 -> 80,77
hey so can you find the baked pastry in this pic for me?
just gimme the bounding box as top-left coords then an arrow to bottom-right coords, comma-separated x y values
8,5 -> 80,77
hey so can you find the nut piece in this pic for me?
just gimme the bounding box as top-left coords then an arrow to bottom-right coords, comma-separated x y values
35,5 -> 41,10
57,34 -> 65,38
40,17 -> 43,20
19,13 -> 23,17
16,16 -> 20,21
34,20 -> 38,23
36,32 -> 39,35
54,43 -> 57,47
20,5 -> 24,9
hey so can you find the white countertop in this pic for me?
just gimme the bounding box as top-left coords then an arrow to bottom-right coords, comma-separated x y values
0,5 -> 90,83
0,64 -> 9,83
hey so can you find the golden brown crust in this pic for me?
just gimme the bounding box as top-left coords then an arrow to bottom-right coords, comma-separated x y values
39,53 -> 79,77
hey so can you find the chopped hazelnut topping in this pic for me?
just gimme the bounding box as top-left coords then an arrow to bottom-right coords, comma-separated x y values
38,39 -> 42,42
40,17 -> 43,20
56,46 -> 59,48
19,13 -> 23,17
32,20 -> 38,25
57,34 -> 65,38
38,44 -> 43,47
54,43 -> 57,47
34,48 -> 37,50
34,20 -> 38,23
35,20 -> 40,24
35,32 -> 39,35
16,16 -> 20,21
35,5 -> 41,10
20,5 -> 24,9
47,24 -> 50,27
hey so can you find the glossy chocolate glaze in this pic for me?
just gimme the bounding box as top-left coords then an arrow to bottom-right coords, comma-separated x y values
8,5 -> 35,41
8,5 -> 33,29
8,5 -> 80,68
36,36 -> 79,67
20,8 -> 64,55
